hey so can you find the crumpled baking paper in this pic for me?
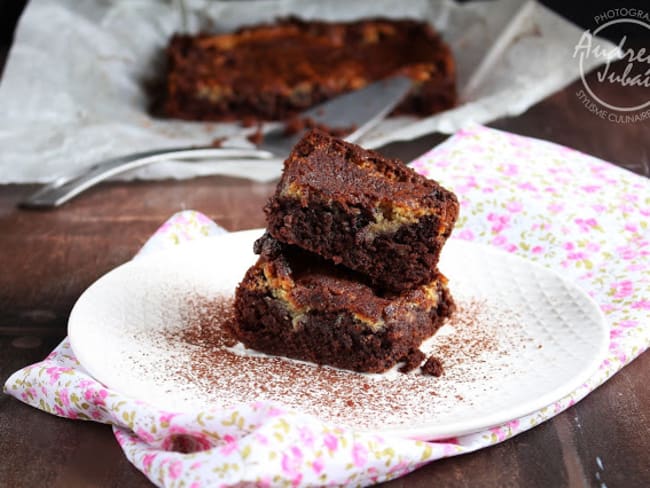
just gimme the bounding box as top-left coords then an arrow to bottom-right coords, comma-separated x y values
5,126 -> 649,487
0,0 -> 616,183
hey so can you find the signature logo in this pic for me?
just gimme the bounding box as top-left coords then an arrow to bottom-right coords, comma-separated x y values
572,8 -> 650,122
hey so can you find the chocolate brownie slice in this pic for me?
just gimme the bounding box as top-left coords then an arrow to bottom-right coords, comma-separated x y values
228,234 -> 454,373
265,130 -> 459,292
162,17 -> 456,121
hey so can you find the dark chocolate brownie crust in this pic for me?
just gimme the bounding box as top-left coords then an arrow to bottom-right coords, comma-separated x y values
163,17 -> 456,121
228,234 -> 455,373
265,130 -> 459,292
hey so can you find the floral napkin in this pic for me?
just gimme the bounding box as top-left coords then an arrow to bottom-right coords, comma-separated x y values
5,125 -> 649,487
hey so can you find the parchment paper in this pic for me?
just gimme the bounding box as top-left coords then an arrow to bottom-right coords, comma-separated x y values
0,0 -> 615,183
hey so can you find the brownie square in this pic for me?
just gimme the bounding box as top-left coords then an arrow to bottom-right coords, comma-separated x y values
162,17 -> 456,121
228,234 -> 454,373
265,130 -> 459,292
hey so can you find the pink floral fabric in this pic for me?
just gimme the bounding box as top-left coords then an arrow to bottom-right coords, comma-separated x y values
5,126 -> 649,487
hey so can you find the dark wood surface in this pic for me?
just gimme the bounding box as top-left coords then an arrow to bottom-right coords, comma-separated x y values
1,39 -> 650,487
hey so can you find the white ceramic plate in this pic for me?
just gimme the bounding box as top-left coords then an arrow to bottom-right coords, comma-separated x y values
69,229 -> 609,440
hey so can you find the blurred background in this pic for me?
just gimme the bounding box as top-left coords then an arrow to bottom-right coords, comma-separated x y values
2,0 -> 650,72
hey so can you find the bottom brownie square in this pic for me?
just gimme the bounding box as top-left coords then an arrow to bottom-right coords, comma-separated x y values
228,235 -> 454,373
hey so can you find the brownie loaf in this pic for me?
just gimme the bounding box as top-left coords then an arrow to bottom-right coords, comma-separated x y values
163,17 -> 456,121
264,129 -> 459,292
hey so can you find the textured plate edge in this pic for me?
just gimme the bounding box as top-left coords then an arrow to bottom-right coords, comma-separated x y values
68,230 -> 610,440
67,229 -> 265,394
375,240 -> 610,440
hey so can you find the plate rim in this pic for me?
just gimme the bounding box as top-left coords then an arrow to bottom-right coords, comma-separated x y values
68,228 -> 610,440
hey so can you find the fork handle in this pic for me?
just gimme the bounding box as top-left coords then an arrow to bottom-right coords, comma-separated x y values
20,146 -> 274,208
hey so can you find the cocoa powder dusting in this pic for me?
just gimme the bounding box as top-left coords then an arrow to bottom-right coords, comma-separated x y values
143,295 -> 532,432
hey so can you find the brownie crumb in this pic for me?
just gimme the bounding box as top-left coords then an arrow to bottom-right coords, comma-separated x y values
210,136 -> 226,148
246,124 -> 264,145
399,349 -> 426,374
422,356 -> 444,377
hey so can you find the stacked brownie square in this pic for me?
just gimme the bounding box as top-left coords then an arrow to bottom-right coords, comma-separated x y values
228,130 -> 459,373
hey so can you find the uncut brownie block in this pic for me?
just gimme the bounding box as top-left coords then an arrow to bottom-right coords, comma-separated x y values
228,234 -> 454,373
265,130 -> 459,293
163,17 -> 456,121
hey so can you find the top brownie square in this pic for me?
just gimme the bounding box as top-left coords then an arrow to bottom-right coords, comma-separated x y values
265,130 -> 459,292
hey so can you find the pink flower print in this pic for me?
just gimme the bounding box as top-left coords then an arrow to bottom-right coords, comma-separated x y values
610,328 -> 624,339
60,388 -> 70,407
609,343 -> 628,364
624,223 -> 638,233
91,410 -> 102,420
267,406 -> 284,417
581,185 -> 601,193
457,229 -> 475,241
632,300 -> 650,310
563,242 -> 575,251
45,367 -> 63,385
323,433 -> 338,451
532,245 -> 544,254
489,426 -> 507,442
508,419 -> 520,431
136,428 -> 155,444
299,426 -> 314,447
67,410 -> 78,420
592,203 -> 607,213
518,182 -> 538,191
616,246 -> 637,260
586,242 -> 600,252
574,218 -> 598,232
255,433 -> 269,445
627,263 -> 646,271
548,202 -> 564,213
505,244 -> 517,253
618,319 -> 639,328
388,460 -> 412,476
492,235 -> 507,246
159,412 -> 178,428
567,252 -> 587,261
487,213 -> 509,233
54,405 -> 65,416
352,443 -> 368,467
312,457 -> 324,474
505,200 -> 523,213
142,453 -> 157,472
169,460 -> 183,480
281,447 -> 303,487
219,435 -> 239,456
501,163 -> 518,176
611,280 -> 634,299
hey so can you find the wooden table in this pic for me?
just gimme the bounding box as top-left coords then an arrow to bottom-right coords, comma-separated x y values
1,54 -> 650,486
